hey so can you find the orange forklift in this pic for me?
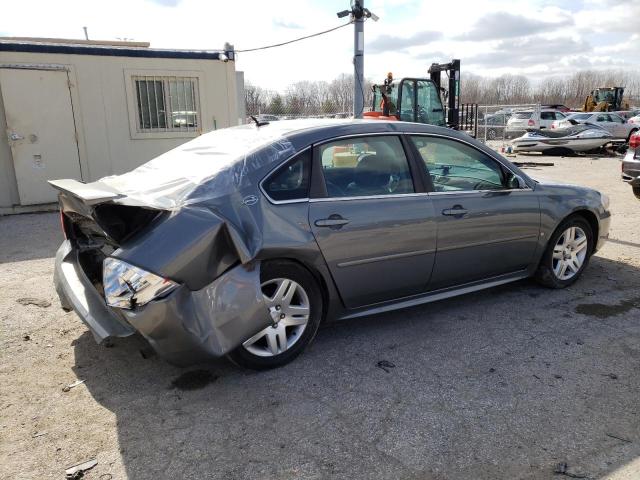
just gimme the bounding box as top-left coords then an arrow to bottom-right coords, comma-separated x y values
363,59 -> 478,137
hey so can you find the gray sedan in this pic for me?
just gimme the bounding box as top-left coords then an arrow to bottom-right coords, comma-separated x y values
51,120 -> 611,369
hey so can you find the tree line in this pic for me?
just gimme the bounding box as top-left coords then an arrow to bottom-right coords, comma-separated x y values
462,70 -> 640,107
245,69 -> 640,116
245,74 -> 373,117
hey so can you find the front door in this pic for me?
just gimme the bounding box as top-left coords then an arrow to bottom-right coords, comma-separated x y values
0,68 -> 82,205
309,135 -> 437,309
409,135 -> 540,290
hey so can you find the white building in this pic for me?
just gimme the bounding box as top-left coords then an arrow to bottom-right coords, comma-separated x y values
0,37 -> 244,212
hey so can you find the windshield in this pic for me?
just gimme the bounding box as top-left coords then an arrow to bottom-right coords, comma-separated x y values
514,112 -> 532,119
372,81 -> 399,114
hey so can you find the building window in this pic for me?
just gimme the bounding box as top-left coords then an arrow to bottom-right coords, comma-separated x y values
133,76 -> 200,133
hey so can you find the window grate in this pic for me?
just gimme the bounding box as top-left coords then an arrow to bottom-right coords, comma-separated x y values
133,75 -> 200,133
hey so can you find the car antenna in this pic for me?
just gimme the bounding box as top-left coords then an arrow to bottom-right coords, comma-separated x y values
250,115 -> 269,127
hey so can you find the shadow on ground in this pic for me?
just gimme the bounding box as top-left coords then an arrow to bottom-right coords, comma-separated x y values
73,255 -> 640,479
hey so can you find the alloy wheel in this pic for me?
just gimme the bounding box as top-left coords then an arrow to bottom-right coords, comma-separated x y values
552,226 -> 588,281
242,278 -> 310,357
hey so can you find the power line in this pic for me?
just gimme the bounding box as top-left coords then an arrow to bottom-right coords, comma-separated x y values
236,21 -> 353,53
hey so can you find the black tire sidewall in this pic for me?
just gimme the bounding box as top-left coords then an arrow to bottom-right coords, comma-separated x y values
227,261 -> 322,370
536,216 -> 594,288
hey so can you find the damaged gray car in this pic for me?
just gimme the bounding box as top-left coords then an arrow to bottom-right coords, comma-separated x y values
51,119 -> 611,369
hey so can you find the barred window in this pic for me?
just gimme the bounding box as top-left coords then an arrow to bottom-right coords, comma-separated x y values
133,76 -> 200,132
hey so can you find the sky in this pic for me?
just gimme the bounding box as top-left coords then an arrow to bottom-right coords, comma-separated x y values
1,0 -> 639,91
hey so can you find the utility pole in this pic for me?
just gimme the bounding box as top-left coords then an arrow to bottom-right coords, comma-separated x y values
353,0 -> 365,119
336,1 -> 378,119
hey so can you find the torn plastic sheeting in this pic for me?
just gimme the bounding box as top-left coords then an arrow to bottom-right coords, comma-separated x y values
188,261 -> 268,355
100,125 -> 296,210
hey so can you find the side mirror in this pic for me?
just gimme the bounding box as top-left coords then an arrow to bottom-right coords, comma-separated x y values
510,174 -> 527,189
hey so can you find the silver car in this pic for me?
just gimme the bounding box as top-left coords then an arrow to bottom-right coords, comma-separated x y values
51,120 -> 611,369
552,112 -> 639,141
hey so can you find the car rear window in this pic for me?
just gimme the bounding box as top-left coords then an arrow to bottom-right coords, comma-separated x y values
514,112 -> 532,119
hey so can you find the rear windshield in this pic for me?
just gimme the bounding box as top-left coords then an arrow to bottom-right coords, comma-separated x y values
514,112 -> 532,119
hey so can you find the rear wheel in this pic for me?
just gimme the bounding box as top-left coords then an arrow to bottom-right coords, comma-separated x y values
227,261 -> 322,370
534,216 -> 593,288
633,186 -> 640,200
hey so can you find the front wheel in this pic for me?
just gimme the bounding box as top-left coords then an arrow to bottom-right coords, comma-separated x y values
227,260 -> 322,370
633,186 -> 640,200
534,216 -> 593,288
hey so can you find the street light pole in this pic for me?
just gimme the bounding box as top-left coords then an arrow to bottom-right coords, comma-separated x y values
336,1 -> 377,119
353,0 -> 365,119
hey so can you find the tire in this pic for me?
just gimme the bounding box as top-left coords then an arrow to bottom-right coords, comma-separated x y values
534,215 -> 594,289
227,260 -> 322,370
633,186 -> 640,200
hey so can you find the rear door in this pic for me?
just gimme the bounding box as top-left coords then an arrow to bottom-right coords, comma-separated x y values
409,135 -> 540,290
309,135 -> 437,309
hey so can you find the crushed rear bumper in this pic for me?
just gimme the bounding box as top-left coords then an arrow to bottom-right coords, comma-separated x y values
54,240 -> 269,365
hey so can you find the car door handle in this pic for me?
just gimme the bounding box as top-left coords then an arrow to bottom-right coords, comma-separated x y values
314,215 -> 350,228
442,206 -> 468,217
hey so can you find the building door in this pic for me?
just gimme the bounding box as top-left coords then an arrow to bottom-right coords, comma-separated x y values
0,68 -> 82,205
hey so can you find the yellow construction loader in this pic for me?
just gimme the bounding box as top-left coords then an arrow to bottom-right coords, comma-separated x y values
582,87 -> 629,112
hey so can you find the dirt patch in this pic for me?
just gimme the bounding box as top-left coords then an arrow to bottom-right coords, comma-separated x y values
575,296 -> 640,319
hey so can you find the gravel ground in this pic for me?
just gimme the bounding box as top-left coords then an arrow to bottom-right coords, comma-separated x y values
1,153 -> 639,480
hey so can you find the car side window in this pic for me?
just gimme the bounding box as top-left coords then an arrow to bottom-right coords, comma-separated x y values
554,112 -> 566,120
318,136 -> 414,198
541,112 -> 554,120
262,149 -> 310,202
596,114 -> 607,122
610,114 -> 624,123
410,136 -> 511,192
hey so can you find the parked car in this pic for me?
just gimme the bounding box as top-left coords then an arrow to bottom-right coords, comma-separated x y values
616,110 -> 640,121
506,109 -> 567,138
628,115 -> 640,125
622,131 -> 640,199
50,119 -> 611,369
552,112 -> 638,141
478,112 -> 511,140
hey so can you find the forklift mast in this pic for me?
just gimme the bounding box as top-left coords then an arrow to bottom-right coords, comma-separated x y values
428,59 -> 461,129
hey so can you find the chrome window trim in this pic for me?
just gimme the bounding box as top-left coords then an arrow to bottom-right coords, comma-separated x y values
259,146 -> 312,205
309,192 -> 431,203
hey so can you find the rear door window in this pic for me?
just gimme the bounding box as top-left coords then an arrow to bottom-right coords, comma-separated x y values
318,136 -> 414,197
